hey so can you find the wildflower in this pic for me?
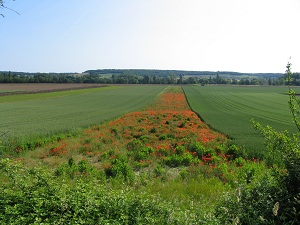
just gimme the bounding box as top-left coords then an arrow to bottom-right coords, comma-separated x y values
233,217 -> 239,225
273,202 -> 279,216
235,187 -> 241,202
259,216 -> 265,221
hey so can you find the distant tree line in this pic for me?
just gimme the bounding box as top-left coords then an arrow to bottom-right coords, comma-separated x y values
85,69 -> 282,78
0,72 -> 83,83
0,69 -> 293,86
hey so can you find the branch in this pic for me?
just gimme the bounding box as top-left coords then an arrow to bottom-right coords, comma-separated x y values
0,0 -> 19,17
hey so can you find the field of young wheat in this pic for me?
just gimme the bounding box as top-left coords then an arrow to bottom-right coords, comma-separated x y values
183,85 -> 300,156
0,85 -> 166,143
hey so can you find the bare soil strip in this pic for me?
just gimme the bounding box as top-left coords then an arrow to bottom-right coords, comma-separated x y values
0,83 -> 107,95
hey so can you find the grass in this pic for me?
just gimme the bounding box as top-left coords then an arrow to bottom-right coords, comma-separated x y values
0,85 -> 166,143
182,85 -> 300,156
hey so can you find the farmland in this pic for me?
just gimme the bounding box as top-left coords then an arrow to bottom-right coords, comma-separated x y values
0,85 -> 299,224
183,85 -> 300,156
0,85 -> 166,144
0,86 -> 254,223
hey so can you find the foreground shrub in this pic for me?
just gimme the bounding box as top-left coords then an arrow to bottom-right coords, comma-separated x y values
0,158 -> 208,224
54,158 -> 103,180
189,142 -> 213,158
216,168 -> 300,224
104,156 -> 135,182
164,152 -> 198,167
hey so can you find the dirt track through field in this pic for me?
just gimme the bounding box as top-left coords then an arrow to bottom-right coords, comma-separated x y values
0,83 -> 106,95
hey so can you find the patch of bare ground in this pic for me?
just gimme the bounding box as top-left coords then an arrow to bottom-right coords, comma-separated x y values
0,83 -> 107,95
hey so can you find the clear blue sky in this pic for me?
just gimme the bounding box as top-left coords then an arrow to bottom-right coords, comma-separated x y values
1,0 -> 300,73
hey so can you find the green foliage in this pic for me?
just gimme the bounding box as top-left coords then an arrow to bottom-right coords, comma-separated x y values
105,156 -> 135,182
237,160 -> 266,184
158,134 -> 168,140
252,121 -> 295,165
164,152 -> 198,167
133,146 -> 154,161
127,139 -> 144,151
149,127 -> 157,133
175,145 -> 185,155
216,167 -> 300,224
233,156 -> 245,167
216,172 -> 282,224
11,134 -> 72,154
1,158 -> 197,224
156,147 -> 170,156
224,143 -> 245,159
54,158 -> 102,180
189,142 -> 213,158
153,164 -> 166,177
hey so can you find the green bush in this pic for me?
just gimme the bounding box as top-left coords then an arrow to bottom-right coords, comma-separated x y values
234,156 -> 245,167
132,146 -> 154,161
126,139 -> 144,151
224,143 -> 245,160
158,134 -> 168,140
0,158 -> 208,224
188,142 -> 212,158
54,158 -> 101,179
153,164 -> 166,177
105,156 -> 135,182
237,160 -> 265,184
175,145 -> 185,155
216,172 -> 281,224
164,152 -> 198,167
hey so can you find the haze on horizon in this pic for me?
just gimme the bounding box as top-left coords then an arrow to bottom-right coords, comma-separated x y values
1,0 -> 300,74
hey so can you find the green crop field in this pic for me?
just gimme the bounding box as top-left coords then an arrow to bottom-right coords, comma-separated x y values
0,85 -> 166,142
183,85 -> 300,156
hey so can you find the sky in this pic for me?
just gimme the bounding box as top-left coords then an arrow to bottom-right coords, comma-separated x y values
1,0 -> 300,73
